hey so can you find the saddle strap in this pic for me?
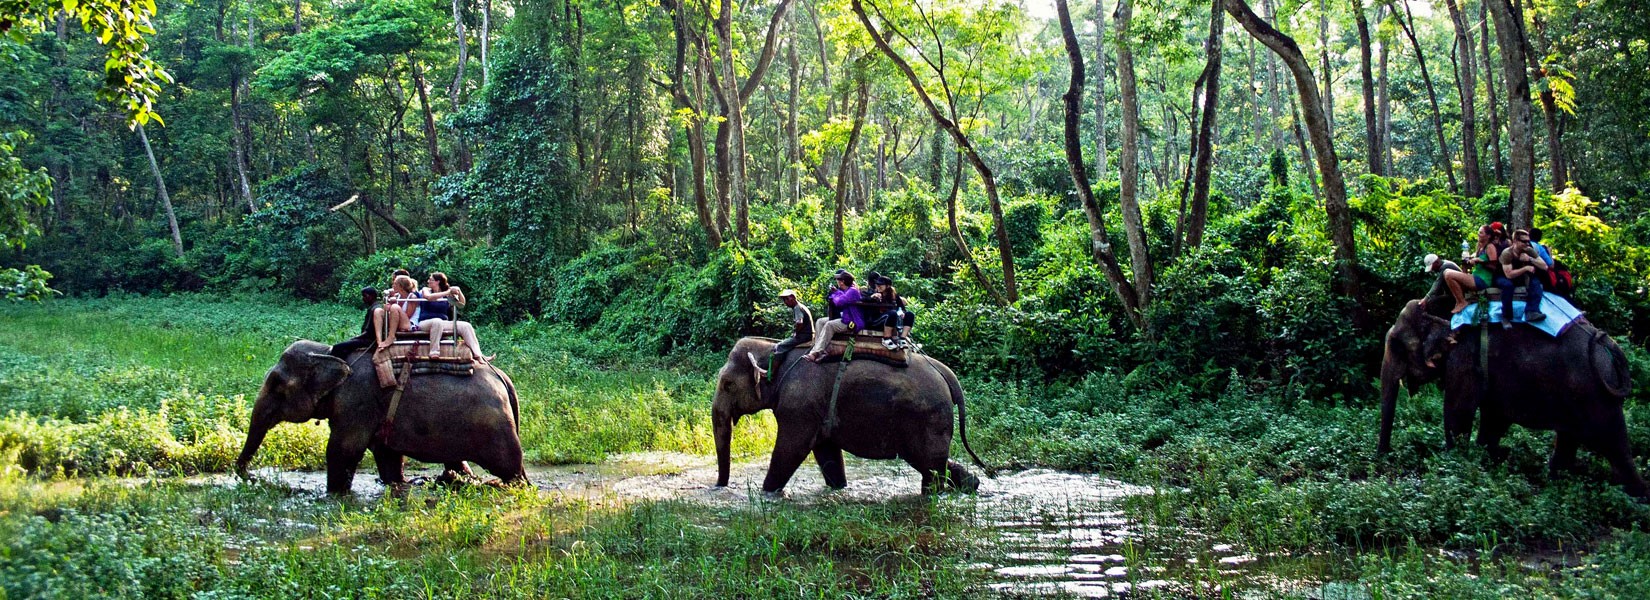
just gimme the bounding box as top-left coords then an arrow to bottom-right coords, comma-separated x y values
822,342 -> 854,438
377,339 -> 418,445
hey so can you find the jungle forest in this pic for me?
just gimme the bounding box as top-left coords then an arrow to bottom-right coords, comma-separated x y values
3,0 -> 1650,595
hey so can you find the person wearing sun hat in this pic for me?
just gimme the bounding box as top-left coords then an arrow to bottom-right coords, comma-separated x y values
769,289 -> 814,372
1422,252 -> 1477,316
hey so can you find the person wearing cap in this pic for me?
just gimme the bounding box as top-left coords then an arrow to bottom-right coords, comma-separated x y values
868,275 -> 914,349
328,286 -> 384,358
805,272 -> 865,362
766,289 -> 814,376
1421,252 -> 1478,316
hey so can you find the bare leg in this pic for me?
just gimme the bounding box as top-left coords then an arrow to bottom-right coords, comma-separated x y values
1442,270 -> 1475,313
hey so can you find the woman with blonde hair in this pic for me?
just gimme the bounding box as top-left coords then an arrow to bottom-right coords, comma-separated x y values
373,275 -> 421,350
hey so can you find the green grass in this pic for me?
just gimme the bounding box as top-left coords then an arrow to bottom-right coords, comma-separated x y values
8,295 -> 1650,597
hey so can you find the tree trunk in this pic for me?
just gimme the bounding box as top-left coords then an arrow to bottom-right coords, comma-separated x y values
1487,0 -> 1535,229
1093,0 -> 1109,175
1317,0 -> 1333,132
1289,84 -> 1321,201
786,36 -> 801,203
1262,0 -> 1284,151
1480,0 -> 1506,183
1225,0 -> 1364,309
1114,0 -> 1153,307
833,75 -> 867,257
1398,1 -> 1458,194
853,0 -> 1017,303
411,61 -> 449,176
713,0 -> 747,243
1353,0 -> 1383,176
293,0 -> 302,33
230,72 -> 255,212
1185,0 -> 1223,251
480,0 -> 491,87
1526,11 -> 1566,190
1056,0 -> 1142,329
137,124 -> 184,256
451,0 -> 467,107
1377,3 -> 1393,175
1445,0 -> 1483,197
666,0 -> 722,247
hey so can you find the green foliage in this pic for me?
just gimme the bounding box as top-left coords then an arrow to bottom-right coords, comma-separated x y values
0,0 -> 171,124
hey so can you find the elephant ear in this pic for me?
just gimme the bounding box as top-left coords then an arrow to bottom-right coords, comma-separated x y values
291,353 -> 351,417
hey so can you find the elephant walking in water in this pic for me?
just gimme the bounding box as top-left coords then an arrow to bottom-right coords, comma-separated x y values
712,337 -> 987,495
237,340 -> 528,494
1377,300 -> 1644,498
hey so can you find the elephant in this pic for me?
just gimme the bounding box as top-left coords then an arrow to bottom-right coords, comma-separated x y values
712,337 -> 988,495
236,340 -> 528,494
1377,299 -> 1645,498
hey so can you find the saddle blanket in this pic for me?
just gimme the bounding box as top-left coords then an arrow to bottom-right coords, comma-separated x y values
372,340 -> 474,386
377,339 -> 474,363
1450,294 -> 1584,338
820,336 -> 908,366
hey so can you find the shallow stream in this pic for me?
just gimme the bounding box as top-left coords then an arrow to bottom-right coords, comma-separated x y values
227,453 -> 1335,597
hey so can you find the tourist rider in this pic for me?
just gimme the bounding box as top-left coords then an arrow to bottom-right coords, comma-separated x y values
375,275 -> 421,350
1497,229 -> 1548,326
868,276 -> 914,349
804,272 -> 865,363
416,272 -> 493,363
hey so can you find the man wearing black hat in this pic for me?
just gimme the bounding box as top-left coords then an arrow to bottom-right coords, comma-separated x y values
328,286 -> 384,358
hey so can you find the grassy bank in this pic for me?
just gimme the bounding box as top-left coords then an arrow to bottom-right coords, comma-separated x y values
7,295 -> 1650,597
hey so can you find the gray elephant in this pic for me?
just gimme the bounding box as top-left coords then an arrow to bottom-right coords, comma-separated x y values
237,340 -> 528,494
1377,300 -> 1644,498
712,337 -> 987,495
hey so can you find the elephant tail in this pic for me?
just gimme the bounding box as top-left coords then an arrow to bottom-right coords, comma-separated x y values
492,364 -> 522,434
939,358 -> 994,477
1589,326 -> 1633,399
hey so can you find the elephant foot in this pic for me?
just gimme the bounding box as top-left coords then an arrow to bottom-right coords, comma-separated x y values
760,489 -> 786,501
435,469 -> 468,486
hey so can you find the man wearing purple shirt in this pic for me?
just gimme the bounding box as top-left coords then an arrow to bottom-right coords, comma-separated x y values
804,272 -> 865,362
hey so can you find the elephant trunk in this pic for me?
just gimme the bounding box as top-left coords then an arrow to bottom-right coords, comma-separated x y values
1377,346 -> 1403,455
714,411 -> 734,488
236,411 -> 271,479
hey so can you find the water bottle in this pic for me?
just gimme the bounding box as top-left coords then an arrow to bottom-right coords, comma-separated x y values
1461,241 -> 1471,260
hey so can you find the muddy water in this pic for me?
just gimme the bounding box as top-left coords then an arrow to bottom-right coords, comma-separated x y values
228,454 -> 1321,596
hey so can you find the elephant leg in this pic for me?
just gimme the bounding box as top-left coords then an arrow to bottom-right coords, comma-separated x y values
813,439 -> 847,490
761,431 -> 812,494
1547,431 -> 1581,479
444,462 -> 474,477
373,448 -> 407,486
1441,400 -> 1475,450
325,433 -> 370,495
1583,416 -> 1650,500
905,455 -> 948,495
1477,413 -> 1512,462
946,460 -> 981,493
472,440 -> 528,486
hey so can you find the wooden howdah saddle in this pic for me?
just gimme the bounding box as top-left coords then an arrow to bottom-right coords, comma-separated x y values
371,331 -> 475,388
816,330 -> 908,367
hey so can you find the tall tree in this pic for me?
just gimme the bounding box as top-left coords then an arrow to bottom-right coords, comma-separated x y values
1445,0 -> 1483,197
1183,0 -> 1223,251
833,69 -> 869,257
1092,0 -> 1109,175
852,0 -> 1019,303
1224,0 -> 1363,309
136,124 -> 184,257
1486,0 -> 1535,229
1479,0 -> 1506,183
1113,0 -> 1153,307
1396,0 -> 1458,194
1056,0 -> 1142,329
1352,0 -> 1383,176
